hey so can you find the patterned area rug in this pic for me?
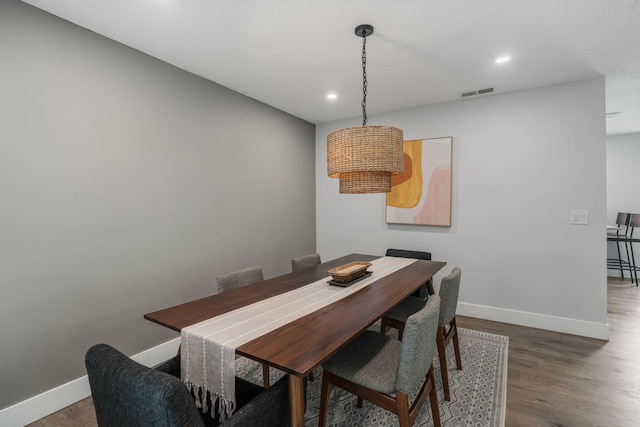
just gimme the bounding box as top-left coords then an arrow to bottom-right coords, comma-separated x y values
235,326 -> 508,427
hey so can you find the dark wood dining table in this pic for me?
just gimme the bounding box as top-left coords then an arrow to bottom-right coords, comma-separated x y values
144,253 -> 446,427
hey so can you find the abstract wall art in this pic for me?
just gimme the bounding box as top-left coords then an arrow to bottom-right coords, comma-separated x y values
386,137 -> 452,226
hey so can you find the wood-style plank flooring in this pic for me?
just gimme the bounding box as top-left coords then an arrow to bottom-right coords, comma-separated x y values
28,277 -> 640,427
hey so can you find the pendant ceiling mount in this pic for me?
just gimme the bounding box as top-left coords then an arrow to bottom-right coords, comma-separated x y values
354,24 -> 374,38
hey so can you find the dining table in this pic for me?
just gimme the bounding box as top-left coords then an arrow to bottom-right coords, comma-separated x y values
144,253 -> 446,427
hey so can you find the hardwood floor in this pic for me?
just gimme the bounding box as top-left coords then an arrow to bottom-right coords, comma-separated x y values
458,277 -> 640,427
28,277 -> 640,427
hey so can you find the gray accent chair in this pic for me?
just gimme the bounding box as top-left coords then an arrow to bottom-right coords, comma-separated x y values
318,295 -> 442,427
216,266 -> 271,388
85,343 -> 295,427
291,253 -> 321,272
380,267 -> 462,401
385,248 -> 434,298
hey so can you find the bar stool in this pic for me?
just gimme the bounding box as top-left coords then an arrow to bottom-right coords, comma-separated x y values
607,212 -> 632,280
624,214 -> 640,285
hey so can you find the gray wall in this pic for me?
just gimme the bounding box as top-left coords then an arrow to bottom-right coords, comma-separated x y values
607,132 -> 640,218
316,78 -> 608,338
606,132 -> 640,276
0,0 -> 315,409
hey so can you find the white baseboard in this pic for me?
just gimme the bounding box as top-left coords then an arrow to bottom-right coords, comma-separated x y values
458,302 -> 610,340
0,338 -> 180,427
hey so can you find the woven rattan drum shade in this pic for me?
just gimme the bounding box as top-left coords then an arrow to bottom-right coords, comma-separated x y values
327,125 -> 404,193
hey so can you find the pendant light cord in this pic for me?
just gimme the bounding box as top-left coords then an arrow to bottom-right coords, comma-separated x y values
361,33 -> 368,126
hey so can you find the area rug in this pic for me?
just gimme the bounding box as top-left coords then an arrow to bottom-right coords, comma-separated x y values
235,326 -> 508,427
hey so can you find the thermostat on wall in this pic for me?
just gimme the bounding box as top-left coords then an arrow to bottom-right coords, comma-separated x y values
570,210 -> 588,225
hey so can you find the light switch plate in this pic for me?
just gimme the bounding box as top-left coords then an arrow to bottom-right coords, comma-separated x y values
570,210 -> 588,225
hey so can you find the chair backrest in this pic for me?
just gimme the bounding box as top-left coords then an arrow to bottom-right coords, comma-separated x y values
386,248 -> 433,298
613,212 -> 632,236
616,212 -> 630,226
291,253 -> 321,272
395,294 -> 440,394
217,266 -> 264,293
438,267 -> 462,326
386,248 -> 431,260
86,344 -> 205,427
625,213 -> 640,240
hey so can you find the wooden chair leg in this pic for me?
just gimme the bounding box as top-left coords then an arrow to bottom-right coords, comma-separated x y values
262,363 -> 270,389
380,318 -> 389,335
318,371 -> 334,427
428,367 -> 442,427
436,326 -> 450,401
396,391 -> 411,427
451,318 -> 462,370
381,316 -> 406,341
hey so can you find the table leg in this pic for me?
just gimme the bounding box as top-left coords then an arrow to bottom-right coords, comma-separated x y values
288,373 -> 305,427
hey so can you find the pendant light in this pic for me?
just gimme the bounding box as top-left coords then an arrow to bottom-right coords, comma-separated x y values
327,24 -> 404,194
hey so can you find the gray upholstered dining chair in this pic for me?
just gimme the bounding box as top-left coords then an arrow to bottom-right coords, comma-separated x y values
216,266 -> 271,388
291,253 -> 321,272
216,265 -> 264,293
85,343 -> 294,427
435,267 -> 462,401
380,267 -> 462,401
318,295 -> 442,427
385,248 -> 434,298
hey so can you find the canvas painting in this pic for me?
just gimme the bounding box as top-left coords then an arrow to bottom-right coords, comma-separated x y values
386,137 -> 452,226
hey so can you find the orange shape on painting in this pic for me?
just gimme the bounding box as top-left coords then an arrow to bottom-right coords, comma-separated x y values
386,140 -> 423,208
392,153 -> 412,186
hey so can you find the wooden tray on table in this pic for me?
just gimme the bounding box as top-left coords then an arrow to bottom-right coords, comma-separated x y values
327,261 -> 372,287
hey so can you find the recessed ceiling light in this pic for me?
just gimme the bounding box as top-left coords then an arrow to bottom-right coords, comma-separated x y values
327,93 -> 338,100
495,56 -> 511,64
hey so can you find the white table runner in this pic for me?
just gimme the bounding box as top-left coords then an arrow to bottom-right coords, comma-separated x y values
181,256 -> 417,419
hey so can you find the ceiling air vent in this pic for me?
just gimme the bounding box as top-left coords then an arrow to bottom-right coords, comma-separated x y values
459,87 -> 495,98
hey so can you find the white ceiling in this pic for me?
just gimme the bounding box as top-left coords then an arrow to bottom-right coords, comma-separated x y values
20,0 -> 640,135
